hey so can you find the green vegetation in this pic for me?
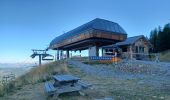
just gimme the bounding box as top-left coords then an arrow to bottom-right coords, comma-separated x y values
149,23 -> 170,52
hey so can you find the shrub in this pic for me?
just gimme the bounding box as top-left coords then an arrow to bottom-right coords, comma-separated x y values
0,85 -> 4,97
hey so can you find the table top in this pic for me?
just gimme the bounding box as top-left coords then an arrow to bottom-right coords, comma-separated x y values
53,75 -> 80,82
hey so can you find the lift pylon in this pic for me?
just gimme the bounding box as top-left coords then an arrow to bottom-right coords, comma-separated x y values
30,49 -> 54,66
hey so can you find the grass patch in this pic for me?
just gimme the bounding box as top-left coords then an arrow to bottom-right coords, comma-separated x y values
0,85 -> 4,97
160,50 -> 170,62
66,62 -> 170,100
13,61 -> 68,86
1,60 -> 170,100
0,61 -> 68,97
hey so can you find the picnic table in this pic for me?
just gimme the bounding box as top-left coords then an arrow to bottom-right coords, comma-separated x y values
44,74 -> 92,97
53,75 -> 80,87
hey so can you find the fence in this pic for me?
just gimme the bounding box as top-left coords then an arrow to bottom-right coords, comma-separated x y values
89,56 -> 121,64
121,52 -> 160,62
88,52 -> 161,64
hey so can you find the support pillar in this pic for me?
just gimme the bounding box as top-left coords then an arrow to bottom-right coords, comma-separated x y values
70,51 -> 72,58
102,48 -> 104,56
79,50 -> 81,57
39,55 -> 42,66
55,53 -> 56,61
89,46 -> 99,56
57,50 -> 59,60
66,50 -> 69,58
60,50 -> 63,60
96,47 -> 99,56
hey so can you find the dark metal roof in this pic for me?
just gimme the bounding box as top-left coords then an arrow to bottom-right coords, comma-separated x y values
50,18 -> 127,46
102,35 -> 147,48
102,44 -> 119,49
115,35 -> 144,46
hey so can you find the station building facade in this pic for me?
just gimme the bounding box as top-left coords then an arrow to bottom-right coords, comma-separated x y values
49,18 -> 127,59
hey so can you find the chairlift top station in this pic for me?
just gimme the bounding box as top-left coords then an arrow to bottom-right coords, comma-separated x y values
31,18 -> 127,65
49,18 -> 127,50
49,18 -> 127,58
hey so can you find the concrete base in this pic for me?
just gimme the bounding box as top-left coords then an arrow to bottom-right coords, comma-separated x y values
89,46 -> 99,56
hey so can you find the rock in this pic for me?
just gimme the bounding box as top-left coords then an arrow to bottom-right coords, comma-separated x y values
95,97 -> 114,100
152,96 -> 157,98
138,80 -> 144,84
160,96 -> 165,99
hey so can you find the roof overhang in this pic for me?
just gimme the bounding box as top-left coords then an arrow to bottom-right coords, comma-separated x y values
51,38 -> 117,50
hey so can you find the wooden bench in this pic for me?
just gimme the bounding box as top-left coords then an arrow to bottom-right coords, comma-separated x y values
44,74 -> 92,98
56,85 -> 82,94
77,80 -> 92,89
44,82 -> 56,96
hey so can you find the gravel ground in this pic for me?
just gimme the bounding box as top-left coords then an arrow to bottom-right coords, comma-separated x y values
68,59 -> 170,87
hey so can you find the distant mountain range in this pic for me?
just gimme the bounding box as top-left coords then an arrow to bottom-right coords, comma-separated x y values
0,62 -> 36,68
0,62 -> 52,78
0,62 -> 36,78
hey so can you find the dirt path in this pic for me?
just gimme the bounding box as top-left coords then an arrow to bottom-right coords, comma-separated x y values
68,60 -> 170,87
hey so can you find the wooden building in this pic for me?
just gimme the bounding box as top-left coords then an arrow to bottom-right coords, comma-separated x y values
102,35 -> 153,60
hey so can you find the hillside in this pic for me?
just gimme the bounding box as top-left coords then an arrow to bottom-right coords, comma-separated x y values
0,61 -> 69,99
160,50 -> 170,62
0,59 -> 170,100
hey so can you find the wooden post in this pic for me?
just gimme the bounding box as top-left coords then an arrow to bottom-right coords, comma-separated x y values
130,46 -> 133,60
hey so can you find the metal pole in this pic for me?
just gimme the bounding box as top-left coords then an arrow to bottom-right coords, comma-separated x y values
39,55 -> 41,66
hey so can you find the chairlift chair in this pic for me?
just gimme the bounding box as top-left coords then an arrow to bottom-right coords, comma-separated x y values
42,54 -> 54,61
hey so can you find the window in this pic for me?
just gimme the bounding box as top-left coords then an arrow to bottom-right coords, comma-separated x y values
139,46 -> 144,53
122,47 -> 127,52
135,46 -> 138,53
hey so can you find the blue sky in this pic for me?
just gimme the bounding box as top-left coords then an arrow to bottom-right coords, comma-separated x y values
0,0 -> 170,63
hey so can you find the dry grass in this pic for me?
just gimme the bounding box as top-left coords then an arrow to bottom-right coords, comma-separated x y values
15,61 -> 68,85
0,61 -> 68,98
85,64 -> 169,99
60,64 -> 170,100
1,60 -> 170,100
0,85 -> 4,97
160,50 -> 170,62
